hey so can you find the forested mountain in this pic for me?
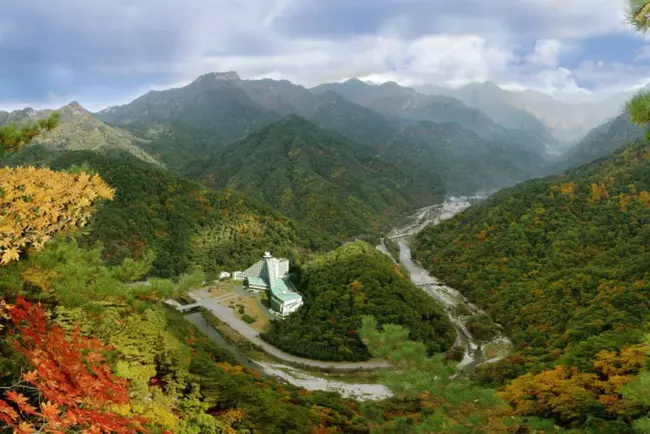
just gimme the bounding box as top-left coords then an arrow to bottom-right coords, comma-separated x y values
413,140 -> 650,430
3,147 -> 336,277
0,102 -> 159,164
311,78 -> 552,157
377,121 -> 538,194
185,115 -> 441,238
262,242 -> 455,361
97,72 -> 280,167
560,112 -> 645,170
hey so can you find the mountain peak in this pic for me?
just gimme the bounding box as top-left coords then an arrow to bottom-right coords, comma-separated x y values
65,101 -> 86,110
276,114 -> 314,129
59,101 -> 90,118
343,78 -> 366,85
197,71 -> 241,83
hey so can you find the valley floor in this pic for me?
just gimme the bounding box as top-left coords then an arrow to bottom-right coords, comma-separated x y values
170,197 -> 512,400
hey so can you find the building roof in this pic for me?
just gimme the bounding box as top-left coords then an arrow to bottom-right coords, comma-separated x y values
246,276 -> 268,288
266,278 -> 299,301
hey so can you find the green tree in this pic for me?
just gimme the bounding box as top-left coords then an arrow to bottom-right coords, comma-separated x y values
359,316 -> 520,433
627,1 -> 650,140
622,336 -> 650,433
0,112 -> 59,156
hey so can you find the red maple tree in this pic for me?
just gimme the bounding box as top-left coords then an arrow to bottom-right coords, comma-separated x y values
0,297 -> 148,433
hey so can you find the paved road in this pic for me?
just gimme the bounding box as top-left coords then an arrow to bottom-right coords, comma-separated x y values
186,290 -> 390,371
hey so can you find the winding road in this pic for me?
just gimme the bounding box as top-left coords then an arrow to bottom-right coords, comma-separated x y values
184,289 -> 390,371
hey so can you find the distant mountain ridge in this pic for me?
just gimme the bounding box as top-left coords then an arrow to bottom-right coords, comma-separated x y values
97,72 -> 405,168
1,102 -> 160,165
311,78 -> 553,157
416,81 -> 634,145
377,121 -> 536,195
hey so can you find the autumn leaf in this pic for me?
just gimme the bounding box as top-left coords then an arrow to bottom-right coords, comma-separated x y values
39,401 -> 60,421
1,297 -> 147,432
1,247 -> 20,265
0,166 -> 115,265
21,370 -> 38,383
5,391 -> 29,408
0,398 -> 18,422
15,421 -> 36,434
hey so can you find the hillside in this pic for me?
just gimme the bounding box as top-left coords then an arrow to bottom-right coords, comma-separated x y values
560,112 -> 645,170
262,242 -> 455,361
2,147 -> 336,277
414,140 -> 650,376
186,115 -> 442,238
411,141 -> 650,429
0,102 -> 160,164
0,237 -> 394,433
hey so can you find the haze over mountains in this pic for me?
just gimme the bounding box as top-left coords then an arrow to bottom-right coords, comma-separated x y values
417,81 -> 637,146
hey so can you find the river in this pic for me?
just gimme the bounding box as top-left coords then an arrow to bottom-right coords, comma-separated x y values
379,197 -> 512,369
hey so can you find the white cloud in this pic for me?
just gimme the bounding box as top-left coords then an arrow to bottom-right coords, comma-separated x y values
0,0 -> 644,108
525,39 -> 565,68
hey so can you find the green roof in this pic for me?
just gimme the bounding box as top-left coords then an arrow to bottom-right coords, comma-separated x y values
269,278 -> 302,301
247,276 -> 268,288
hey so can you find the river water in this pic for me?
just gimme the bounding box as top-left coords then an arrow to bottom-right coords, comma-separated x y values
379,197 -> 512,369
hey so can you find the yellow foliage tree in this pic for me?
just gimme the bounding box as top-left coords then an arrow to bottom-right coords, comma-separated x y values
1,112 -> 115,264
0,167 -> 115,264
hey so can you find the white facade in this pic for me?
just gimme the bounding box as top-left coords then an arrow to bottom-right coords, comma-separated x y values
280,297 -> 304,316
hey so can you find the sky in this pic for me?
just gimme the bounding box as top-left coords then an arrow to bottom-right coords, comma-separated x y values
1,0 -> 649,111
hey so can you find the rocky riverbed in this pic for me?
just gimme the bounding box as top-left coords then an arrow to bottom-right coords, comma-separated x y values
379,197 -> 512,370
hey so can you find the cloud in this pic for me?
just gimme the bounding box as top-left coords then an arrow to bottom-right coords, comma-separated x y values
0,0 -> 645,110
524,39 -> 566,68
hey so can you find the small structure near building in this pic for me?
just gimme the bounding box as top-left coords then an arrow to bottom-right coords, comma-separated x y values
240,252 -> 303,317
218,271 -> 231,280
232,271 -> 245,281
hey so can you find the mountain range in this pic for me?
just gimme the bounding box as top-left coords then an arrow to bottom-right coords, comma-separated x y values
2,71 -> 645,241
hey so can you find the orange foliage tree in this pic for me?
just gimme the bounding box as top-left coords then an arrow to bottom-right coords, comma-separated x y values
499,345 -> 647,424
0,297 -> 147,433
